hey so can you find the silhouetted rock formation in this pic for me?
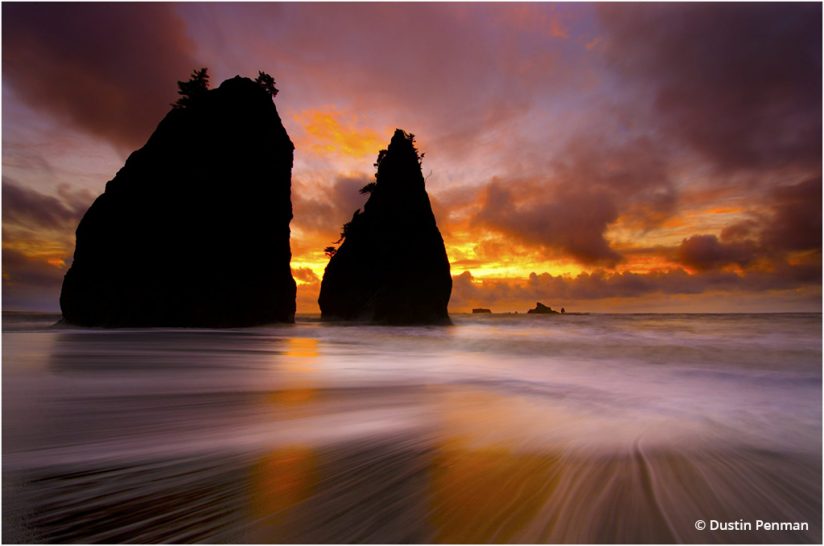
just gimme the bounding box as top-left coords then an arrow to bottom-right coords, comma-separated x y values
527,302 -> 557,314
319,130 -> 451,324
60,75 -> 296,326
472,308 -> 492,314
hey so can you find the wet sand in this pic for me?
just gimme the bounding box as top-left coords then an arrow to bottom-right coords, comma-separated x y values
5,441 -> 819,543
3,313 -> 821,543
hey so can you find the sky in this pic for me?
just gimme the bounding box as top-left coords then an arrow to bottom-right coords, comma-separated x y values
2,2 -> 821,314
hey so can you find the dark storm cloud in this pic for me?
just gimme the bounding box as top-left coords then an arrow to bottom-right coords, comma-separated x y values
598,2 -> 821,173
472,136 -> 676,266
475,178 -> 622,266
676,177 -> 822,271
761,177 -> 822,253
677,235 -> 757,272
3,3 -> 200,149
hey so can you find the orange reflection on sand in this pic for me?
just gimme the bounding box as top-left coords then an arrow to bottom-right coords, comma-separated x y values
249,446 -> 317,542
286,337 -> 319,359
249,338 -> 321,540
430,443 -> 561,543
270,338 -> 319,406
428,388 -> 561,542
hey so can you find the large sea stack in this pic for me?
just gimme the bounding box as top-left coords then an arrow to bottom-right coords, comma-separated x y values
319,129 -> 451,324
60,75 -> 296,326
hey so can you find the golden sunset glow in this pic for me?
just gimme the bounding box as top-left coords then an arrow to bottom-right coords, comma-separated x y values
3,239 -> 68,262
293,109 -> 386,159
2,2 -> 819,314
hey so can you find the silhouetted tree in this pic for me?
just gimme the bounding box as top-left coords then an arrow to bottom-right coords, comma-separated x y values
407,133 -> 424,164
373,132 -> 422,170
373,149 -> 388,178
173,68 -> 210,109
339,222 -> 353,242
324,246 -> 337,257
359,182 -> 377,195
255,71 -> 279,97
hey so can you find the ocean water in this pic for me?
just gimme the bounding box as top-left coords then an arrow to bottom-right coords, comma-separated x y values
3,312 -> 821,543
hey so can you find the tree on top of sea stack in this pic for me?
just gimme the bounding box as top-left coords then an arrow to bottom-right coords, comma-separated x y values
60,69 -> 296,326
255,71 -> 279,97
318,129 -> 452,324
172,67 -> 210,109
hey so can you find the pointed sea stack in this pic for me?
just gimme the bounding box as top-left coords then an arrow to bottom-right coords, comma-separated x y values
60,75 -> 296,326
319,130 -> 451,324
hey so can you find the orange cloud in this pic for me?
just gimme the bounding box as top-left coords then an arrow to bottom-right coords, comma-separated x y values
293,109 -> 385,159
449,266 -> 821,314
292,267 -> 320,285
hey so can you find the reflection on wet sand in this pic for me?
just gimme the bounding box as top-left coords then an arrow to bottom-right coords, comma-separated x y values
249,337 -> 317,542
428,389 -> 821,543
8,439 -> 819,543
270,337 -> 319,406
249,447 -> 316,542
4,316 -> 822,543
8,380 -> 820,543
429,444 -> 820,543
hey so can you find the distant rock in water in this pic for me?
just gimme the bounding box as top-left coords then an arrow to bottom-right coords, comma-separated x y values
319,129 -> 451,324
60,75 -> 296,326
527,302 -> 557,314
472,308 -> 492,314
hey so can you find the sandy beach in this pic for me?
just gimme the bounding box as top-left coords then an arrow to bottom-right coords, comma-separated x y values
3,313 -> 820,543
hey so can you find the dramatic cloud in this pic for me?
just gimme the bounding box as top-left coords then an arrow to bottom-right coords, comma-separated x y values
292,176 -> 370,237
677,235 -> 756,272
1,179 -> 96,310
3,3 -> 200,149
181,2 -> 595,168
293,109 -> 387,159
2,3 -> 819,312
2,178 -> 93,232
761,177 -> 822,253
2,248 -> 67,311
451,265 -> 821,312
676,177 -> 822,272
3,247 -> 66,288
598,2 -> 822,173
292,267 -> 320,285
475,178 -> 621,265
472,136 -> 675,266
